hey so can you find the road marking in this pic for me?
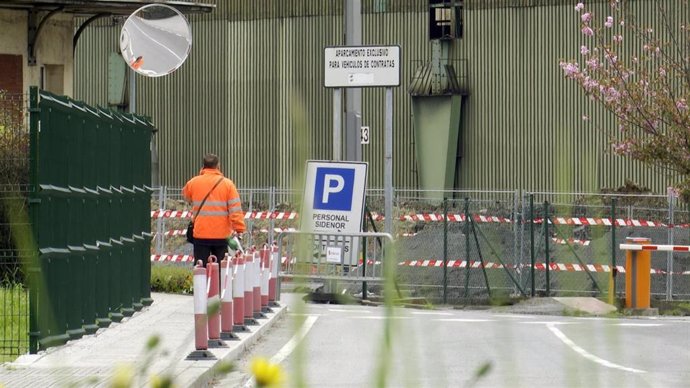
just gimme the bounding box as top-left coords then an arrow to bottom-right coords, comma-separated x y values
436,318 -> 494,323
271,315 -> 319,364
350,316 -> 410,320
546,323 -> 646,374
328,309 -> 371,313
497,314 -> 537,319
411,311 -> 454,316
615,323 -> 664,327
520,321 -> 575,325
243,315 -> 319,388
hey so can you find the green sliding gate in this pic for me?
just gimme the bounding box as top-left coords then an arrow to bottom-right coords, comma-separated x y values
28,87 -> 154,352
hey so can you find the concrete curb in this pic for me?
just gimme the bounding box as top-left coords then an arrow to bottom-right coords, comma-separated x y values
181,304 -> 288,387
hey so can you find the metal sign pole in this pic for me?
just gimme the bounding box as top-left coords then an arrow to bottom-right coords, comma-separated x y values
333,88 -> 342,161
384,87 -> 393,235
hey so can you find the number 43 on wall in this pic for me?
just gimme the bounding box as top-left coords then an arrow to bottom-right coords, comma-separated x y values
360,126 -> 370,145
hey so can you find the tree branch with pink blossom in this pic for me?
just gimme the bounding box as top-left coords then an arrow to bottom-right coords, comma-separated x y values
561,0 -> 690,195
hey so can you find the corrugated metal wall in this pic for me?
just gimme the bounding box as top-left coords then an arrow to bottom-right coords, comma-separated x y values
74,0 -> 684,193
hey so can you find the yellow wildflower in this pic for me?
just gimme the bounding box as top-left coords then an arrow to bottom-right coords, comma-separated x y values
250,357 -> 285,387
110,363 -> 134,388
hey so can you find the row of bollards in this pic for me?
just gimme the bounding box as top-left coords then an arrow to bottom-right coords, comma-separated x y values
189,244 -> 280,360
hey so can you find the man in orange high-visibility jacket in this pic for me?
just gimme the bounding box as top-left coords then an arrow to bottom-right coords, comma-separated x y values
183,154 -> 246,267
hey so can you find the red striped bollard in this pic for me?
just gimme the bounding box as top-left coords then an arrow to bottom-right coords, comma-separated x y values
269,243 -> 280,306
186,261 -> 215,360
244,251 -> 258,325
220,254 -> 239,340
206,256 -> 225,348
260,245 -> 271,312
252,250 -> 264,319
231,252 -> 248,332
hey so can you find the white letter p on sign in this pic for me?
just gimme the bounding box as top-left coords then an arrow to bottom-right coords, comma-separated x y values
322,174 -> 345,203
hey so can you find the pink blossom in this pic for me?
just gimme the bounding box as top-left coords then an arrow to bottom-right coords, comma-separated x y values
620,20 -> 625,26
605,16 -> 614,28
667,187 -> 681,198
586,57 -> 599,69
583,77 -> 599,91
582,26 -> 594,36
659,67 -> 666,77
676,99 -> 688,111
605,53 -> 617,64
582,115 -> 589,121
575,2 -> 585,11
559,61 -> 580,78
581,12 -> 592,23
612,141 -> 632,155
580,45 -> 590,55
612,35 -> 623,43
647,28 -> 654,34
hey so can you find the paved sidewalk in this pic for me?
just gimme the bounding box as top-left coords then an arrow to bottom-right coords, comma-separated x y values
0,293 -> 287,388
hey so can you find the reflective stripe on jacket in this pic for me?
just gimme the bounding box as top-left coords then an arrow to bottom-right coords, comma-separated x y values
182,168 -> 246,239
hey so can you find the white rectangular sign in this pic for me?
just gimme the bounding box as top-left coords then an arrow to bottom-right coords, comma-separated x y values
324,45 -> 401,88
301,161 -> 368,265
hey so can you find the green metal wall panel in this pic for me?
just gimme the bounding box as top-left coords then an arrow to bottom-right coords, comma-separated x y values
74,0 -> 685,193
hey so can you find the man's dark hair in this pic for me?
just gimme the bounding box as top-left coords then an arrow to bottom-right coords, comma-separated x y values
203,153 -> 219,169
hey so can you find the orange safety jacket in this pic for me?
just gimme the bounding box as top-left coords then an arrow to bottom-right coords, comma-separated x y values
182,168 -> 246,239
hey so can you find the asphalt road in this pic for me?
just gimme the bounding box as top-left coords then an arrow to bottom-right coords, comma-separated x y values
213,295 -> 690,388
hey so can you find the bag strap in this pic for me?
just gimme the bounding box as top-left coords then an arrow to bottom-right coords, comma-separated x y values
192,176 -> 225,221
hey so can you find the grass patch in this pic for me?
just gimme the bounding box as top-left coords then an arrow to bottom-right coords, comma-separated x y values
0,283 -> 29,362
150,265 -> 193,294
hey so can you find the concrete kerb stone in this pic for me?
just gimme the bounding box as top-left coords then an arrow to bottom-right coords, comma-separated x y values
4,293 -> 287,388
182,304 -> 288,388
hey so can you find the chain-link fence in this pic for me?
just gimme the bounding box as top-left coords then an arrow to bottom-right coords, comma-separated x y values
0,92 -> 30,360
525,191 -> 690,300
150,186 -> 690,302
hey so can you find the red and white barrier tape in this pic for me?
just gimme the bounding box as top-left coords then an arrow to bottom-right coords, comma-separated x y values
150,210 -> 299,220
396,260 -> 674,274
151,254 -> 195,263
150,209 -> 685,228
553,237 -> 591,246
156,227 -> 297,237
153,255 -> 686,275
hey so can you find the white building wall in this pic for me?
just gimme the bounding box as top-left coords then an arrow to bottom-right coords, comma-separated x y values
0,9 -> 74,97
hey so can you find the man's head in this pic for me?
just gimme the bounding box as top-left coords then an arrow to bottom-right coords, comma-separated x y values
203,153 -> 219,169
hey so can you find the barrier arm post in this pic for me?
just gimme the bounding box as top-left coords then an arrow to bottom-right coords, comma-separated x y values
621,238 -> 653,312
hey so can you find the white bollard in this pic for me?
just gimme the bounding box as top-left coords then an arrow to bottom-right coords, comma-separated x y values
231,252 -> 248,331
220,254 -> 235,337
193,260 -> 208,351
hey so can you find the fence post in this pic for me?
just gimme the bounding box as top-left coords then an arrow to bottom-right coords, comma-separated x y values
667,190 -> 674,301
28,86 -> 39,353
529,194 -> 535,297
269,187 -> 276,246
513,190 -> 519,296
443,198 -> 448,304
155,186 -> 164,254
610,198 -> 617,305
544,200 -> 550,296
463,197 -> 470,298
247,189 -> 254,246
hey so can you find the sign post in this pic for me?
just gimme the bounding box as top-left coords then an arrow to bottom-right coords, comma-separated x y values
301,161 -> 368,265
324,45 -> 400,235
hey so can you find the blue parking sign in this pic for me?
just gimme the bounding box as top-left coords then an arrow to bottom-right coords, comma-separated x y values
314,167 -> 355,211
